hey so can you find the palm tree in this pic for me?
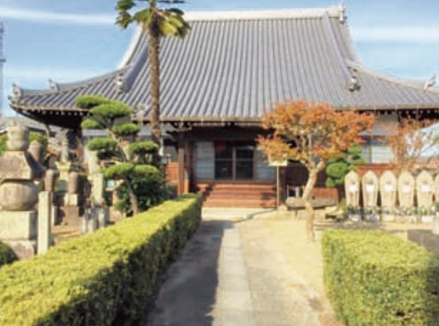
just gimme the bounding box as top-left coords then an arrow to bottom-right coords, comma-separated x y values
116,0 -> 191,148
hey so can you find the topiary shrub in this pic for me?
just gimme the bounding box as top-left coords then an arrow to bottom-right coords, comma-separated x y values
0,242 -> 17,268
322,230 -> 439,326
0,195 -> 201,326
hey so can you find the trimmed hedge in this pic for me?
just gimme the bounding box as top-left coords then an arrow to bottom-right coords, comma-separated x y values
322,230 -> 439,326
0,242 -> 17,268
0,195 -> 202,326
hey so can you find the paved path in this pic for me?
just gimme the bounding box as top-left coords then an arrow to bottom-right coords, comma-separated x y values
144,215 -> 322,326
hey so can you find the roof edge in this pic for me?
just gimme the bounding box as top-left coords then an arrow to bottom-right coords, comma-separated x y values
118,25 -> 144,69
185,6 -> 342,21
348,60 -> 439,94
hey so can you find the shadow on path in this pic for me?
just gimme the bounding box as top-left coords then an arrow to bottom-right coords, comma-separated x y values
142,220 -> 233,326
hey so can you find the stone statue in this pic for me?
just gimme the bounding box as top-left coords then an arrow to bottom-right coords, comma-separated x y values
380,171 -> 397,222
362,171 -> 378,208
345,171 -> 360,207
28,140 -> 42,163
416,171 -> 434,223
416,171 -> 433,209
398,171 -> 415,209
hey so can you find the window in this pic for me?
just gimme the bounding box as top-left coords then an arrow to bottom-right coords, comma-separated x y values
214,141 -> 254,180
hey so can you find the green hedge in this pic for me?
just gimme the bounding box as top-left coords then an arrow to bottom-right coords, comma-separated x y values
322,230 -> 439,326
0,242 -> 17,268
0,195 -> 202,326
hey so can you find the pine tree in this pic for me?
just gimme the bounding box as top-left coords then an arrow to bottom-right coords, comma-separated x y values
78,95 -> 163,215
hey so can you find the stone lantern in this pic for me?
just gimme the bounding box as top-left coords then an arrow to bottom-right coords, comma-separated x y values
0,122 -> 45,258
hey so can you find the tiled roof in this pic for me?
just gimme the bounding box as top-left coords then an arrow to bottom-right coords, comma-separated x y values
10,6 -> 439,125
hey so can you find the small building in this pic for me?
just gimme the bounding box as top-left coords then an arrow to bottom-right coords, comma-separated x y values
9,6 -> 439,207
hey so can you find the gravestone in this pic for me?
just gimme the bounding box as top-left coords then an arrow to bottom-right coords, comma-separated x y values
398,171 -> 415,222
380,170 -> 397,222
416,171 -> 434,223
0,123 -> 45,259
345,171 -> 361,221
362,171 -> 379,222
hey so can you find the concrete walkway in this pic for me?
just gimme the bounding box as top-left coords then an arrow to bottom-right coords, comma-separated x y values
144,213 -> 322,326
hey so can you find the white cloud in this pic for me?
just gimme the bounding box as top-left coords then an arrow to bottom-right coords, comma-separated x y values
352,26 -> 439,43
0,6 -> 114,26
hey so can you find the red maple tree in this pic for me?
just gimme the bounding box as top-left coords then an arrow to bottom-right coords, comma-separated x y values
258,100 -> 375,240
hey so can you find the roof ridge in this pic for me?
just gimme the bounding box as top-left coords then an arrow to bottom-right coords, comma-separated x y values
348,60 -> 439,94
185,6 -> 342,21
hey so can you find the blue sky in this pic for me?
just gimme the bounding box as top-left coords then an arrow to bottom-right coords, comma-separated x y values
1,0 -> 439,116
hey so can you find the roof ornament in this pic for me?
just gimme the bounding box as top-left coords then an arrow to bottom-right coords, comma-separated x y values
12,84 -> 22,98
423,74 -> 436,91
339,2 -> 347,23
114,75 -> 125,93
348,69 -> 360,92
48,79 -> 60,92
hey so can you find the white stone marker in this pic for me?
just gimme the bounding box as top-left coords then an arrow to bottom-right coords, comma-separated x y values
38,191 -> 52,255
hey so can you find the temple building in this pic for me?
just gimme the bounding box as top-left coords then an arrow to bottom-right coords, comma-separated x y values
9,6 -> 439,207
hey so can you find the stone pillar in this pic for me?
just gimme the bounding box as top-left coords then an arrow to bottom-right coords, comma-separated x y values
37,191 -> 52,255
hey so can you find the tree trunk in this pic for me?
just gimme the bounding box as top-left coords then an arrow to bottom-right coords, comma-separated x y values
149,17 -> 161,164
125,179 -> 138,216
303,169 -> 319,241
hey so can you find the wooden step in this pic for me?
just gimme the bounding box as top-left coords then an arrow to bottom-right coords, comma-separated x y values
202,198 -> 277,208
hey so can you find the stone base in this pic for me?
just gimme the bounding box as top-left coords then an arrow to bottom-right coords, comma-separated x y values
2,239 -> 36,259
0,210 -> 37,259
0,211 -> 37,240
64,194 -> 78,206
59,206 -> 81,226
421,215 -> 434,224
381,214 -> 396,222
110,207 -> 125,223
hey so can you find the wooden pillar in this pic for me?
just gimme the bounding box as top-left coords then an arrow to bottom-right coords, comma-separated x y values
280,166 -> 287,204
185,141 -> 194,193
178,133 -> 185,195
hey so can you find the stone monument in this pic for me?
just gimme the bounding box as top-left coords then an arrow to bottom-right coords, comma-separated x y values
416,171 -> 434,223
0,123 -> 45,258
62,171 -> 81,224
345,171 -> 361,221
398,171 -> 415,222
44,169 -> 58,226
380,170 -> 397,222
362,171 -> 379,222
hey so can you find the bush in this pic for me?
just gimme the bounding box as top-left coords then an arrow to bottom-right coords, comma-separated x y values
322,230 -> 439,326
0,242 -> 17,268
0,195 -> 202,326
